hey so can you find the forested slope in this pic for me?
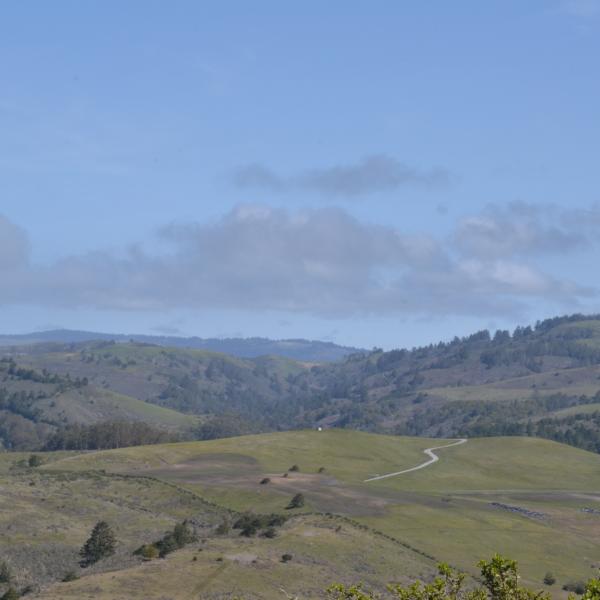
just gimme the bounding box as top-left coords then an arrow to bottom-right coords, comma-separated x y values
4,314 -> 600,452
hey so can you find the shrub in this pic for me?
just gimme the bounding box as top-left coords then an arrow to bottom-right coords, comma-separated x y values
0,588 -> 18,600
262,527 -> 277,538
215,518 -> 231,535
318,467 -> 326,473
62,571 -> 79,582
286,493 -> 305,509
154,521 -> 198,557
288,465 -> 299,472
232,513 -> 288,537
157,534 -> 179,557
27,455 -> 43,468
140,544 -> 159,561
543,572 -> 556,586
281,553 -> 293,563
563,581 -> 586,594
240,523 -> 258,537
0,561 -> 12,583
260,478 -> 271,485
173,522 -> 197,547
329,555 -> 547,600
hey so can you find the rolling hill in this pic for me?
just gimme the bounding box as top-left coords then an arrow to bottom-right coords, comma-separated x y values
0,329 -> 363,362
3,430 -> 599,598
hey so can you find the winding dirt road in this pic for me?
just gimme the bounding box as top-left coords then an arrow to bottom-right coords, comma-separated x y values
364,438 -> 467,482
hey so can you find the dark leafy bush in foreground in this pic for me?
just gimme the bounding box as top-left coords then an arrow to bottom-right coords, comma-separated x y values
327,555 -> 600,600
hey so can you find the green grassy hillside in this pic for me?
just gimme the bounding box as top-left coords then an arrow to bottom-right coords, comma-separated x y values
32,515 -> 435,600
37,430 -> 600,593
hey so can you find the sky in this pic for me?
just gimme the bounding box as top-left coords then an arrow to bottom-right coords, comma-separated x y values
1,0 -> 600,350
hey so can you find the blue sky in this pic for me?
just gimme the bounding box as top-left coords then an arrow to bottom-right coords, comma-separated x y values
1,1 -> 600,349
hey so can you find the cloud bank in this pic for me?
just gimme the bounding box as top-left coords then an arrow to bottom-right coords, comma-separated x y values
232,155 -> 451,197
0,202 -> 594,320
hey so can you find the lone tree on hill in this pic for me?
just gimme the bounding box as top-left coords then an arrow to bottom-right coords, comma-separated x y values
80,521 -> 116,566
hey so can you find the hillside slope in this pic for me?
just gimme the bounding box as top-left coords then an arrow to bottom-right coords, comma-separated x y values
5,314 -> 600,453
38,430 -> 600,591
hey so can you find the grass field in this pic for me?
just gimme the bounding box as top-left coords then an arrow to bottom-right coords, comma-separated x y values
48,387 -> 199,429
32,429 -> 600,596
32,514 -> 436,600
0,461 -> 225,594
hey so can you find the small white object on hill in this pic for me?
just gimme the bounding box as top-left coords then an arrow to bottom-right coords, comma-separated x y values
317,427 -> 322,432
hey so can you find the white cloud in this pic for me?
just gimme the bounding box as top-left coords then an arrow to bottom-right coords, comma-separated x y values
0,203 -> 593,319
454,202 -> 584,259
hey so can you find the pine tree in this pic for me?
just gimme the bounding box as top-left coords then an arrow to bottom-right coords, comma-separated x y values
80,521 -> 116,566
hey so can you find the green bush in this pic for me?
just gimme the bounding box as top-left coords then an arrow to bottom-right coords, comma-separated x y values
139,544 -> 159,561
0,588 -> 18,600
563,581 -> 587,595
0,561 -> 12,583
286,493 -> 305,509
27,455 -> 43,468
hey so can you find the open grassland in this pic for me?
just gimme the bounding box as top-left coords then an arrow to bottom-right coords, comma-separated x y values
0,459 -> 225,593
36,430 -> 600,593
45,387 -> 199,429
426,368 -> 600,404
32,514 -> 435,600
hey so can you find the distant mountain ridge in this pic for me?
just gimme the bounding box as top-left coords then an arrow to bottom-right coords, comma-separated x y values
0,329 -> 363,362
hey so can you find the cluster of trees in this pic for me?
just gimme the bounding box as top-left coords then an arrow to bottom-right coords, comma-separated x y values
44,421 -> 178,450
0,358 -> 88,388
399,391 -> 600,454
134,521 -> 197,559
194,413 -> 254,441
231,513 -> 287,537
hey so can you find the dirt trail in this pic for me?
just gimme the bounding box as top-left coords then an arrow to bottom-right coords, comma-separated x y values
364,438 -> 467,482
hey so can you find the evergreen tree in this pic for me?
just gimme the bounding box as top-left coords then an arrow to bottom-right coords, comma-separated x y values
80,521 -> 116,566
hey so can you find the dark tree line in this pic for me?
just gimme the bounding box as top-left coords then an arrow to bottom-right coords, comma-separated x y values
44,421 -> 178,450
